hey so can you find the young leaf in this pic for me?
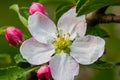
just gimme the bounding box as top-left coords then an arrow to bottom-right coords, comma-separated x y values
76,0 -> 120,16
0,66 -> 25,80
14,54 -> 30,68
55,4 -> 73,23
86,61 -> 115,70
0,26 -> 6,37
23,34 -> 31,40
19,7 -> 29,20
39,0 -> 76,5
0,66 -> 39,80
76,0 -> 87,12
14,54 -> 26,64
86,25 -> 109,38
9,4 -> 28,27
20,71 -> 38,80
0,54 -> 11,65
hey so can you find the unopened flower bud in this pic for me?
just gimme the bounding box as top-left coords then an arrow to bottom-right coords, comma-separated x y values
29,2 -> 47,15
37,65 -> 52,80
5,26 -> 23,47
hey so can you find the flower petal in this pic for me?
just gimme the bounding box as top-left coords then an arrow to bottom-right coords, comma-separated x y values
58,7 -> 86,40
70,35 -> 105,65
50,53 -> 79,80
28,12 -> 56,44
20,38 -> 55,65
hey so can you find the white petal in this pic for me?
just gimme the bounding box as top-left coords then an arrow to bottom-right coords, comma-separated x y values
28,12 -> 56,44
70,35 -> 105,65
20,38 -> 55,65
58,7 -> 86,40
50,53 -> 79,80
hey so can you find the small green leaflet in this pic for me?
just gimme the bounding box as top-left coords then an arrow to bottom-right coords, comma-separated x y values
55,4 -> 73,24
14,54 -> 27,64
85,61 -> 115,70
76,0 -> 87,13
39,0 -> 76,5
0,66 -> 25,80
86,25 -> 109,38
76,0 -> 120,16
39,0 -> 75,24
14,54 -> 30,68
0,53 -> 11,65
0,66 -> 39,80
9,4 -> 29,27
0,26 -> 6,37
19,7 -> 29,20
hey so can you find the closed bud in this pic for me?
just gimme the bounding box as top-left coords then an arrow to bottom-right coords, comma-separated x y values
29,2 -> 47,15
37,65 -> 52,80
5,26 -> 23,47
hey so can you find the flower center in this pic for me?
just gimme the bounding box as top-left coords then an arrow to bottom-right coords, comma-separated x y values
53,31 -> 72,54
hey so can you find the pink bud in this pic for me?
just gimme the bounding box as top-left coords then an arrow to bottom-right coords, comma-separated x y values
37,65 -> 52,80
5,26 -> 23,47
29,2 -> 47,15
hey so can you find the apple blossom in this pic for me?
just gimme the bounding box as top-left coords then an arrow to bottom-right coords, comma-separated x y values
20,7 -> 105,80
29,2 -> 47,15
5,26 -> 23,47
37,65 -> 52,80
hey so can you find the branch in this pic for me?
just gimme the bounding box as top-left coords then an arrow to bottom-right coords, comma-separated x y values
86,6 -> 120,26
101,15 -> 120,23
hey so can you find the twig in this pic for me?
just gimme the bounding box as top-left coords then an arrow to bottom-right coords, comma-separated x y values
101,15 -> 120,23
86,6 -> 120,26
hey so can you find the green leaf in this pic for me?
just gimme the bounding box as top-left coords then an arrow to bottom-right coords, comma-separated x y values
55,4 -> 73,23
19,7 -> 29,20
76,0 -> 87,13
86,61 -> 115,70
9,4 -> 28,27
23,34 -> 31,40
76,0 -> 120,16
39,0 -> 75,23
0,66 -> 25,80
0,66 -> 39,80
39,0 -> 76,5
0,54 -> 12,65
0,26 -> 6,37
86,25 -> 109,38
14,54 -> 30,68
14,54 -> 26,64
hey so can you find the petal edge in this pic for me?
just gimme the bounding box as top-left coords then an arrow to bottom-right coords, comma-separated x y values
20,38 -> 55,65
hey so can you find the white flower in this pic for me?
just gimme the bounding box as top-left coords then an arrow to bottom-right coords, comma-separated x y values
20,7 -> 105,80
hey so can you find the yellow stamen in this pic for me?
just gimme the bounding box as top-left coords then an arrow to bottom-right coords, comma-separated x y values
53,32 -> 71,54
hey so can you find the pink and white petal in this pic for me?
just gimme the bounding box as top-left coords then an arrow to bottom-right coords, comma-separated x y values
69,22 -> 87,40
28,12 -> 56,44
50,53 -> 79,80
20,38 -> 55,65
70,35 -> 105,65
58,7 -> 86,39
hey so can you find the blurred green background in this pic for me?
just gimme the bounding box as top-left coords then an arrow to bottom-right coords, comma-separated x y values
0,0 -> 120,80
